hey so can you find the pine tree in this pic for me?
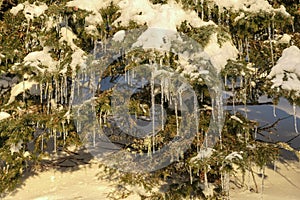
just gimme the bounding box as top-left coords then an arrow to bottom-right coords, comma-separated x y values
0,0 -> 299,199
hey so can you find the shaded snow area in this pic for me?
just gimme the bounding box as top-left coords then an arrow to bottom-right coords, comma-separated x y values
267,46 -> 300,96
228,97 -> 300,149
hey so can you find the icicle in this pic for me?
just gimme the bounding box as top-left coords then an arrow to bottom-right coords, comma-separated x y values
204,166 -> 208,190
224,74 -> 227,87
77,108 -> 81,132
62,121 -> 66,145
195,95 -> 200,152
64,74 -> 68,105
232,80 -> 236,115
93,125 -> 96,147
217,6 -> 221,25
41,133 -> 44,152
200,90 -> 204,102
254,125 -> 258,139
201,0 -> 204,20
161,78 -> 164,131
189,165 -> 193,184
47,82 -> 51,114
216,93 -> 223,149
127,70 -> 130,85
68,73 -> 76,112
245,37 -> 250,62
40,82 -> 43,104
268,23 -> 275,68
273,159 -> 276,171
124,68 -> 127,83
293,102 -> 298,133
53,129 -> 57,153
211,98 -> 215,122
151,70 -> 155,153
60,76 -> 64,104
240,75 -> 243,88
175,99 -> 179,136
243,79 -> 248,119
273,102 -> 277,117
55,78 -> 58,104
23,77 -> 26,103
208,5 -> 212,21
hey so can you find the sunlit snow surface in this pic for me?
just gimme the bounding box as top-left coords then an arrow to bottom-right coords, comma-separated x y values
268,46 -> 300,96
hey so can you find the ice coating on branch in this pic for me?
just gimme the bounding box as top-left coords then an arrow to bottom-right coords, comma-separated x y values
268,46 -> 300,97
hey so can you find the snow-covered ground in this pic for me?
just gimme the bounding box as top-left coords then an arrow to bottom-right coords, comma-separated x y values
2,160 -> 140,200
2,101 -> 300,200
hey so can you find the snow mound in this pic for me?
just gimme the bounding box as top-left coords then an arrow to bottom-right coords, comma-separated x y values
267,46 -> 300,96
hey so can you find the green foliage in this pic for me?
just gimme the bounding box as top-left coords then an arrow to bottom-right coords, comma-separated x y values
0,0 -> 298,199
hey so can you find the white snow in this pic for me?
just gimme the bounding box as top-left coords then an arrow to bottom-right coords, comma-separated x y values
59,27 -> 78,50
204,33 -> 238,71
267,46 -> 300,96
212,0 -> 290,16
115,0 -> 214,30
278,34 -> 291,44
133,28 -> 178,50
10,1 -> 48,21
0,112 -> 10,121
23,1 -> 48,21
59,27 -> 87,71
0,53 -> 5,63
230,115 -> 244,124
6,80 -> 38,105
112,30 -> 126,42
225,151 -> 243,161
10,140 -> 23,155
66,0 -> 112,13
10,4 -> 25,15
70,49 -> 87,71
23,47 -> 58,73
